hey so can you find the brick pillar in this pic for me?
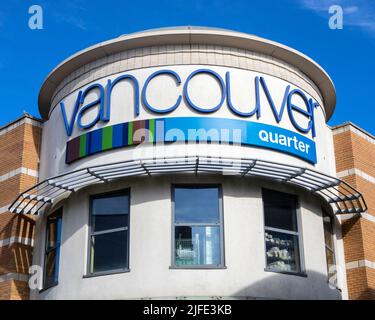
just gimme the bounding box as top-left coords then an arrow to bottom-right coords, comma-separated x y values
0,114 -> 42,300
333,123 -> 375,300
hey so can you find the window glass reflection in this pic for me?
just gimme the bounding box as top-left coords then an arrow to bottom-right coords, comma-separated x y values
44,250 -> 57,288
93,214 -> 128,232
265,230 -> 300,272
91,230 -> 128,273
263,189 -> 301,273
89,191 -> 130,274
44,210 -> 62,289
175,188 -> 219,224
173,186 -> 223,267
175,226 -> 221,266
92,195 -> 129,215
46,217 -> 58,250
323,212 -> 337,286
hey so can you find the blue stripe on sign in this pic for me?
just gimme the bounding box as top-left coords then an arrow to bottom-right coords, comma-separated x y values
89,129 -> 102,154
112,123 -> 124,148
86,131 -> 92,155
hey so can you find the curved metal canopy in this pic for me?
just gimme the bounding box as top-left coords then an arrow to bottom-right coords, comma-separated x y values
9,156 -> 367,215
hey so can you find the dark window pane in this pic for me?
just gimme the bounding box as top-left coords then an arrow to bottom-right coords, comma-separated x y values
44,249 -> 58,287
92,194 -> 129,215
93,214 -> 128,232
92,194 -> 129,232
91,230 -> 128,273
175,188 -> 219,224
265,230 -> 300,272
175,226 -> 221,266
263,189 -> 298,231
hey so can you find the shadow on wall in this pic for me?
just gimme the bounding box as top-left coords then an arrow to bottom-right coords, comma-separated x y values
0,213 -> 35,240
10,280 -> 30,300
30,120 -> 42,164
0,214 -> 35,275
340,214 -> 360,239
356,288 -> 375,300
231,270 -> 342,300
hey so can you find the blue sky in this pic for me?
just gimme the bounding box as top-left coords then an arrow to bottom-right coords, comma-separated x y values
0,0 -> 374,135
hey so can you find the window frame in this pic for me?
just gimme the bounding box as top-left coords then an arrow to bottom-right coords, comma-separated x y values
262,188 -> 306,276
322,209 -> 337,286
171,184 -> 225,269
86,188 -> 131,277
43,208 -> 63,290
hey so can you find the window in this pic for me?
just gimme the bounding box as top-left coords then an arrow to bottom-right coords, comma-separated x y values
262,189 -> 302,274
44,209 -> 62,289
172,186 -> 224,267
88,190 -> 130,275
323,211 -> 337,286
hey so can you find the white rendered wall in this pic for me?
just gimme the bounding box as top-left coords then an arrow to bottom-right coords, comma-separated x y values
31,176 -> 343,300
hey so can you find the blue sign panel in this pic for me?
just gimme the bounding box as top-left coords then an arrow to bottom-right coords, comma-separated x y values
162,117 -> 316,164
66,117 -> 317,164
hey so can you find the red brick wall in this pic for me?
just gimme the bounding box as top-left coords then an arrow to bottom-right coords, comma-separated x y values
0,280 -> 29,300
333,124 -> 375,300
0,116 -> 42,300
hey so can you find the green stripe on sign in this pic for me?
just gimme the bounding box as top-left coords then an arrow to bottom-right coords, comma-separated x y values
79,134 -> 87,158
149,119 -> 155,143
102,126 -> 113,150
128,122 -> 133,145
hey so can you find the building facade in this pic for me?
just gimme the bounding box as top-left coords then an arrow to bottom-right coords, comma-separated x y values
0,27 -> 373,299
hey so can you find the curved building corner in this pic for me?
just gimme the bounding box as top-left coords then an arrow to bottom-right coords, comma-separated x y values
1,27 -> 374,300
